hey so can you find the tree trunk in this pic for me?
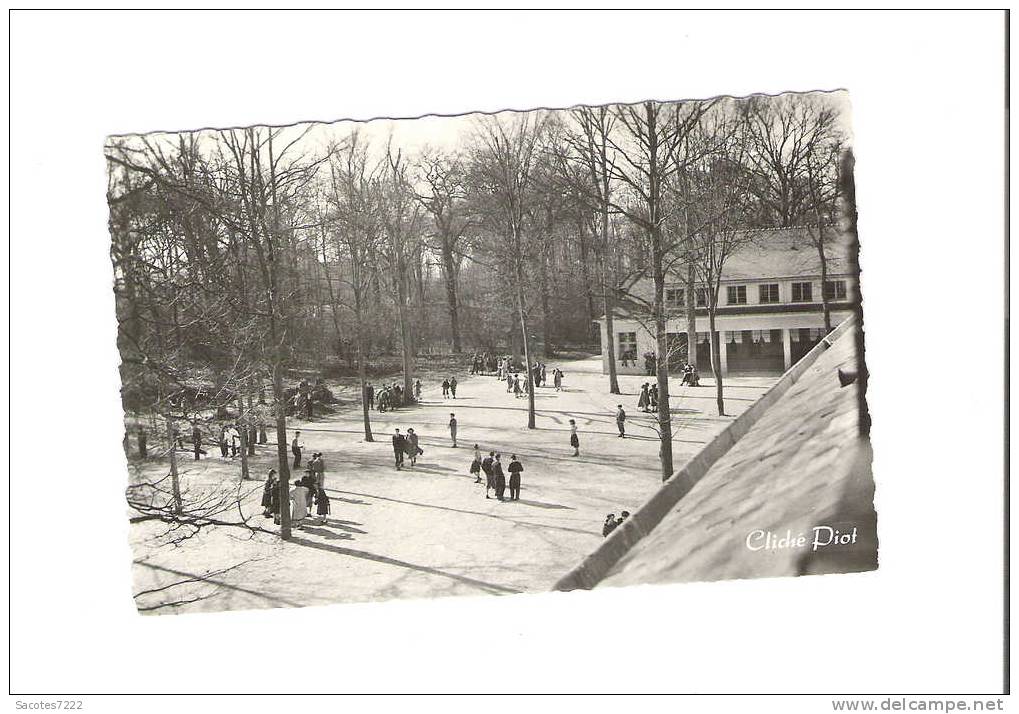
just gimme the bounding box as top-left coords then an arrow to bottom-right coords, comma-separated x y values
164,411 -> 182,514
272,363 -> 292,540
707,306 -> 726,416
440,237 -> 462,353
513,228 -> 536,429
395,273 -> 415,401
600,211 -> 620,395
355,288 -> 374,442
538,240 -> 553,358
646,102 -> 674,482
236,394 -> 250,480
651,242 -> 674,482
685,263 -> 698,367
577,217 -> 596,339
815,222 -> 832,333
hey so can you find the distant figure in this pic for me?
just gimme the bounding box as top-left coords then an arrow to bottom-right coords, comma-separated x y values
442,378 -> 450,398
681,364 -> 700,387
482,451 -> 495,499
448,413 -> 458,448
415,379 -> 422,401
493,454 -> 506,501
506,372 -> 514,392
291,431 -> 303,469
218,426 -> 228,458
513,374 -> 522,398
638,383 -> 650,412
507,454 -> 524,501
616,405 -> 626,438
137,429 -> 147,458
449,376 -> 457,399
290,479 -> 309,529
603,513 -> 618,537
540,364 -> 547,386
228,425 -> 240,458
191,425 -> 203,460
406,428 -> 421,467
366,382 -> 375,410
392,429 -> 406,470
471,444 -> 483,483
649,384 -> 659,411
315,487 -> 331,525
569,419 -> 579,457
261,469 -> 277,518
553,369 -> 563,392
311,452 -> 325,489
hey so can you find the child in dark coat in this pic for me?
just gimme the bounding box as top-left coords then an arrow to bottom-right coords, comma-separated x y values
261,469 -> 277,518
315,487 -> 331,525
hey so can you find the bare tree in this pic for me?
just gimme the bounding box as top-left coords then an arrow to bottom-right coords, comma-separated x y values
379,144 -> 422,401
471,112 -> 548,429
327,133 -> 383,441
415,151 -> 473,353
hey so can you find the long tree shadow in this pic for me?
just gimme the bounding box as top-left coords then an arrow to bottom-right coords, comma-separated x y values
513,498 -> 575,510
135,561 -> 303,608
333,489 -> 599,537
288,536 -> 522,595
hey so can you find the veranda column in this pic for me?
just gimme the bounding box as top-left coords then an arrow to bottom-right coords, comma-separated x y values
782,328 -> 793,370
719,332 -> 729,376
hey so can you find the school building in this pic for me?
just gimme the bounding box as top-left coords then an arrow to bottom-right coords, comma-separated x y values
596,226 -> 859,376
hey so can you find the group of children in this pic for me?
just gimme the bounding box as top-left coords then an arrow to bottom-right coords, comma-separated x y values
468,445 -> 525,501
602,510 -> 631,537
260,460 -> 331,529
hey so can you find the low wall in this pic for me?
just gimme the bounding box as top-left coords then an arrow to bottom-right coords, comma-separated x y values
553,315 -> 858,592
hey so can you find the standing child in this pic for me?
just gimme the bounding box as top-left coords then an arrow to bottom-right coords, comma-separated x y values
449,376 -> 457,399
290,479 -> 309,529
415,379 -> 422,402
569,419 -> 580,457
448,413 -> 458,448
315,487 -> 331,525
441,378 -> 450,398
493,454 -> 506,501
261,469 -> 277,518
507,454 -> 524,501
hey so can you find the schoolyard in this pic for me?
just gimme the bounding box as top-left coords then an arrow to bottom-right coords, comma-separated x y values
129,356 -> 775,614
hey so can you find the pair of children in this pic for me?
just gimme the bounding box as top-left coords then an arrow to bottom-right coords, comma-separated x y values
289,478 -> 331,528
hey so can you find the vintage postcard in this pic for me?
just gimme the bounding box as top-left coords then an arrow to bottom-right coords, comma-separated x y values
106,90 -> 876,614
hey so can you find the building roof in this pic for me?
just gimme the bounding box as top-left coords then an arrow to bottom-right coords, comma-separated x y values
716,225 -> 854,282
596,320 -> 876,587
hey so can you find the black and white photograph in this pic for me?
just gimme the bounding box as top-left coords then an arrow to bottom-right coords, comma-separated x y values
8,9 -> 1007,704
107,90 -> 876,614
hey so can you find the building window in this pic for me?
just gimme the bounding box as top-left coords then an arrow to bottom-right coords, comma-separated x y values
618,332 -> 637,360
695,288 -> 708,307
726,285 -> 747,305
759,283 -> 780,304
665,287 -> 685,308
791,281 -> 813,303
824,280 -> 847,301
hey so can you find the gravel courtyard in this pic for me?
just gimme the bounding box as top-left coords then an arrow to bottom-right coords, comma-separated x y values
129,357 -> 775,614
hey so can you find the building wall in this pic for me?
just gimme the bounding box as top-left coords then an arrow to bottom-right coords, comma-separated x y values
599,309 -> 854,376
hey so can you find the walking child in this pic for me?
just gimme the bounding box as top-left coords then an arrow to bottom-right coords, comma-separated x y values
569,419 -> 580,457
